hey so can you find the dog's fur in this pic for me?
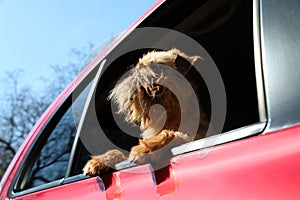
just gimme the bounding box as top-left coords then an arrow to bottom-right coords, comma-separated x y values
83,49 -> 209,176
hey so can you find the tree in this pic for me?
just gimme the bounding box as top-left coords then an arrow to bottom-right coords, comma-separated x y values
0,70 -> 47,178
0,44 -> 94,179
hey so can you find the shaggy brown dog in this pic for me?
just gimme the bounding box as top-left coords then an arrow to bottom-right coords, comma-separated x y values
83,49 -> 209,176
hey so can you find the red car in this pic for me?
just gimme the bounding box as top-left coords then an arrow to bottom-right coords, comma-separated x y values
2,0 -> 300,199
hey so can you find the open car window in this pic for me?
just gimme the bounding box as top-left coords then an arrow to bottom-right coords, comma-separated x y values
72,0 -> 265,172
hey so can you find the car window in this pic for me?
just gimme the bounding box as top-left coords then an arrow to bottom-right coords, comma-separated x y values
149,0 -> 264,133
69,0 -> 265,176
76,0 -> 263,158
25,107 -> 77,188
14,79 -> 92,192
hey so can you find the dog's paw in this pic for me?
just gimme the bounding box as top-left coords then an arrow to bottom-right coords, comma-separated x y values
82,155 -> 108,177
128,131 -> 176,164
82,149 -> 127,176
128,144 -> 150,164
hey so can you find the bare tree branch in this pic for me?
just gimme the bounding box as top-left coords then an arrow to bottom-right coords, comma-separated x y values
0,44 -> 93,179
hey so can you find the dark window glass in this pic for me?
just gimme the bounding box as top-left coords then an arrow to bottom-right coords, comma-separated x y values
25,107 -> 77,188
17,81 -> 92,190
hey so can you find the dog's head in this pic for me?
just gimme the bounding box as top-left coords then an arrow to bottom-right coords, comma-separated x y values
108,49 -> 200,137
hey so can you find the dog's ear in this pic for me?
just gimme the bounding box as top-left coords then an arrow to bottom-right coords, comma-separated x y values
173,50 -> 201,74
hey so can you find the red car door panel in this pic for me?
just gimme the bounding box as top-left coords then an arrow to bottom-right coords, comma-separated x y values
155,125 -> 300,199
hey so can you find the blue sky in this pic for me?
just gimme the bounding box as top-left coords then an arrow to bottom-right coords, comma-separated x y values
0,0 -> 156,92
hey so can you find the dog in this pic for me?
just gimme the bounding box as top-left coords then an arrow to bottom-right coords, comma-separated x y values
83,48 -> 209,176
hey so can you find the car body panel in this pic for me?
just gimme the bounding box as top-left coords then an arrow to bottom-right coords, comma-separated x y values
12,177 -> 106,200
102,125 -> 300,199
159,125 -> 300,199
104,164 -> 157,200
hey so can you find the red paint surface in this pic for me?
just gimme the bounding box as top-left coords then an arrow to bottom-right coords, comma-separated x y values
103,125 -> 300,199
12,177 -> 105,200
158,125 -> 300,199
104,164 -> 157,200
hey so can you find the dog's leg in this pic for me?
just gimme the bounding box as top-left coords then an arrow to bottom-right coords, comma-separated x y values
82,149 -> 127,176
129,130 -> 192,164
